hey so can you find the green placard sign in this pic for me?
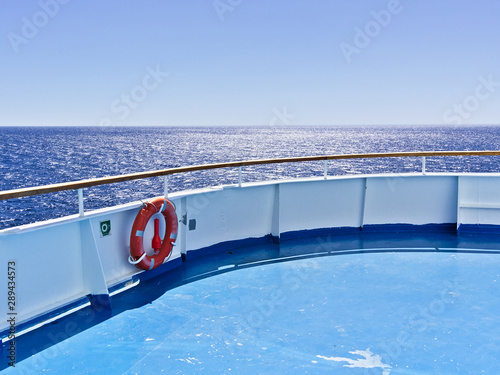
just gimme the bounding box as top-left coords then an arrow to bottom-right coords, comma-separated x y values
100,220 -> 111,237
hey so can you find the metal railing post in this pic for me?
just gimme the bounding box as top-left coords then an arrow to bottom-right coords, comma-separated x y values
324,160 -> 328,179
422,156 -> 426,174
78,188 -> 84,216
238,167 -> 242,187
164,175 -> 169,198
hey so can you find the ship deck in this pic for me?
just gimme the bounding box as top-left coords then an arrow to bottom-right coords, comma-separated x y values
4,229 -> 500,374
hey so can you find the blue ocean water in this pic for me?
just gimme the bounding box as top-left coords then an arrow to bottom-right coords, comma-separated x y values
1,125 -> 500,229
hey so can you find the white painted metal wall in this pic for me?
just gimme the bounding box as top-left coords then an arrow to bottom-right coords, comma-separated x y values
458,175 -> 500,227
1,173 -> 499,335
363,175 -> 458,226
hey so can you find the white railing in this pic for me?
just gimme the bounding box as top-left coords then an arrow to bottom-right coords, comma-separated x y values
1,151 -> 500,216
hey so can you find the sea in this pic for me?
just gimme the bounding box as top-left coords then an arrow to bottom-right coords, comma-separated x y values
1,125 -> 500,229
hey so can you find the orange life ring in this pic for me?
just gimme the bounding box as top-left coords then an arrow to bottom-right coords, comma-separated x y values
129,197 -> 178,271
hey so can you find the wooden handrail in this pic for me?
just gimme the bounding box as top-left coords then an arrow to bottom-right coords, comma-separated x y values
1,150 -> 500,201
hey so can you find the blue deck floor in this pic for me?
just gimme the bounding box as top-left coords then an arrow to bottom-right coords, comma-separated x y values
3,230 -> 500,374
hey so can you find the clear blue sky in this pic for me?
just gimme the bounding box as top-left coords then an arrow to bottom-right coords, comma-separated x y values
1,0 -> 499,126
